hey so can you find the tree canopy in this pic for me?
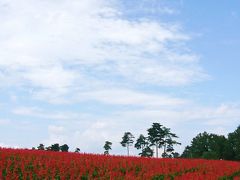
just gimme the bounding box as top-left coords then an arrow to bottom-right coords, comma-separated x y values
147,123 -> 180,158
120,132 -> 134,156
181,131 -> 232,160
104,141 -> 112,155
60,144 -> 69,152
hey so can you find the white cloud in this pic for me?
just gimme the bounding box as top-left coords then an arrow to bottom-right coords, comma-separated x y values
114,103 -> 240,127
12,106 -> 83,121
75,89 -> 187,107
0,142 -> 19,148
12,106 -> 42,116
0,0 -> 207,104
23,66 -> 77,89
44,125 -> 67,146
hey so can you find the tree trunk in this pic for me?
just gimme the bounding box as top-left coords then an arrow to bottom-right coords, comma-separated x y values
156,145 -> 158,158
127,144 -> 129,156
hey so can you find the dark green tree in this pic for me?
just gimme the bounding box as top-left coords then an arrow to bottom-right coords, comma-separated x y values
103,141 -> 112,155
75,147 -> 80,153
140,146 -> 154,157
172,152 -> 180,158
227,125 -> 240,160
60,144 -> 69,152
135,134 -> 153,157
37,144 -> 45,150
181,132 -> 228,160
190,132 -> 210,158
135,134 -> 147,150
120,132 -> 134,156
208,134 -> 228,159
181,145 -> 192,158
147,123 -> 165,158
50,143 -> 60,151
148,123 -> 180,158
162,127 -> 181,157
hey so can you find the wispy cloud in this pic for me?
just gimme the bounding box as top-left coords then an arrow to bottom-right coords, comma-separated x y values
0,142 -> 19,148
12,106 -> 82,121
0,0 -> 207,104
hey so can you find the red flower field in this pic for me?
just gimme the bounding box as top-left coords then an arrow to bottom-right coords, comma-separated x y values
1,148 -> 240,180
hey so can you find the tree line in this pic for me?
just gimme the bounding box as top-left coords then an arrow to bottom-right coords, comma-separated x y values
181,125 -> 240,160
32,123 -> 180,158
32,143 -> 80,153
32,123 -> 240,161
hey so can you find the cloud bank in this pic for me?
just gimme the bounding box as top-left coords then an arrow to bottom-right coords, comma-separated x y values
0,0 -> 207,102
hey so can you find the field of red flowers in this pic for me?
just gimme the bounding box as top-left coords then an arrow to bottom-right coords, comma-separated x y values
1,148 -> 240,180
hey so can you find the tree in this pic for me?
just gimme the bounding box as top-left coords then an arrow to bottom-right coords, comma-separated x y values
37,144 -> 45,150
60,144 -> 69,152
50,143 -> 60,151
147,123 -> 180,158
161,127 -> 181,157
120,132 -> 134,156
147,123 -> 165,158
181,132 -> 228,160
190,132 -> 210,158
209,134 -> 228,159
135,134 -> 153,157
75,148 -> 80,153
222,141 -> 234,160
103,141 -> 112,155
172,152 -> 180,158
140,146 -> 153,157
181,145 -> 192,158
227,125 -> 240,160
135,134 -> 147,150
46,146 -> 51,151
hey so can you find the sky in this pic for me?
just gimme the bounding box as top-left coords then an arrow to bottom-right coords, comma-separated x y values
0,0 -> 240,155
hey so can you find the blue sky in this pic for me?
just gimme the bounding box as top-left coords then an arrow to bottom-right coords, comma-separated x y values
0,0 -> 240,155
